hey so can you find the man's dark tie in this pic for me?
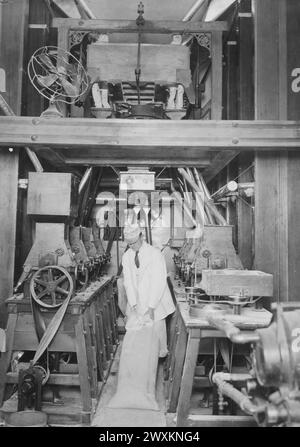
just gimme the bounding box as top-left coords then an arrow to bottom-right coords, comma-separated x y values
134,251 -> 140,268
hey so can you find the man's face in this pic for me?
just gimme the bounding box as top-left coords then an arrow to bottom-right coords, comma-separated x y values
128,235 -> 143,252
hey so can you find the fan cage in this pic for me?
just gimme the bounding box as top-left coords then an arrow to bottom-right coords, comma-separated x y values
27,45 -> 89,104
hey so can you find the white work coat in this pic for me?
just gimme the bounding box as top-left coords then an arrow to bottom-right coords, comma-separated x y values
122,241 -> 176,321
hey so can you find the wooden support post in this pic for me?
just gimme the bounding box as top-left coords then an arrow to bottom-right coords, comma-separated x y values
237,153 -> 254,268
284,1 -> 300,301
95,299 -> 107,376
237,0 -> 254,268
75,316 -> 92,413
211,31 -> 223,120
0,0 -> 29,326
165,311 -> 180,396
238,0 -> 254,120
101,290 -> 112,359
0,150 -> 19,326
176,328 -> 200,427
254,0 -> 288,303
109,288 -> 118,346
83,306 -> 97,397
23,0 -> 52,117
164,309 -> 179,383
255,0 -> 300,303
168,317 -> 188,413
0,314 -> 17,405
225,39 -> 238,120
106,285 -> 117,346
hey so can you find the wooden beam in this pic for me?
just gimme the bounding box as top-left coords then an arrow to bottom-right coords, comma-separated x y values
22,0 -> 52,117
0,1 -> 29,115
211,31 -> 223,119
0,0 -> 28,326
1,117 -> 300,150
52,18 -> 229,33
254,0 -> 285,303
238,1 -> 254,120
64,158 -> 211,167
286,1 -> 300,302
202,29 -> 239,181
237,0 -> 254,269
202,151 -> 237,182
253,0 -> 300,304
0,149 -> 19,327
52,0 -> 81,18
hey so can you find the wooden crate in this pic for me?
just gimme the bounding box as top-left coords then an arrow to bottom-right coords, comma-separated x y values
201,269 -> 273,297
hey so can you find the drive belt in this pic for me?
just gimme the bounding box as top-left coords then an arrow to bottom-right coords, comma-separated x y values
30,293 -> 72,382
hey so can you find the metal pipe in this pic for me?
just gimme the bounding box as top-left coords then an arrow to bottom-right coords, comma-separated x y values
211,181 -> 238,201
183,0 -> 206,22
182,0 -> 208,45
79,167 -> 93,194
206,312 -> 260,344
213,372 -> 253,382
186,168 -> 206,226
75,0 -> 96,19
212,372 -> 261,416
178,168 -> 227,225
170,182 -> 197,229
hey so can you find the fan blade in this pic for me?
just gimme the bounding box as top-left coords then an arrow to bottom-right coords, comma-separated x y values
60,77 -> 80,97
39,53 -> 57,71
36,74 -> 58,88
70,71 -> 84,92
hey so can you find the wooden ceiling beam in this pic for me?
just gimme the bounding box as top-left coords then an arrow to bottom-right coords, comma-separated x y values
62,158 -> 211,167
52,17 -> 229,33
202,151 -> 238,182
1,117 -> 300,150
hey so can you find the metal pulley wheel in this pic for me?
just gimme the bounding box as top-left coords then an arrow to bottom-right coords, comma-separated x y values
30,265 -> 74,308
32,364 -> 50,385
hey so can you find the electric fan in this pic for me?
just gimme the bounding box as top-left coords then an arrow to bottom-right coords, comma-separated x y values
27,45 -> 89,117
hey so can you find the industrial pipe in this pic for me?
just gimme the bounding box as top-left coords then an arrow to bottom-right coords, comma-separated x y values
211,181 -> 238,201
79,167 -> 93,194
206,312 -> 260,344
213,372 -> 253,382
170,182 -> 197,229
182,0 -> 207,21
178,168 -> 227,225
75,0 -> 96,19
194,169 -> 215,224
212,372 -> 261,416
182,0 -> 207,45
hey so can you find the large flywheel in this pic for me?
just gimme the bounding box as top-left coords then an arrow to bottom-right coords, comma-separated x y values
30,265 -> 74,308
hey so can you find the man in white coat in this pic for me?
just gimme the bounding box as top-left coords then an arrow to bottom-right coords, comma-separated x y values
121,223 -> 175,357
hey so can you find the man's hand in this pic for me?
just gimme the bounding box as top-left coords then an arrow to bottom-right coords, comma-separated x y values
147,307 -> 155,320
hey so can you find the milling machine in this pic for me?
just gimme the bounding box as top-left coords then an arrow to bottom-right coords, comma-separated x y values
14,172 -> 109,302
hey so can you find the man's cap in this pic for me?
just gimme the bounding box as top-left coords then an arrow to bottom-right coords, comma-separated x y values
123,223 -> 141,244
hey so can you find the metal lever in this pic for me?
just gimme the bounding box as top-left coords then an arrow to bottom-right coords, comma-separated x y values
14,264 -> 32,293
